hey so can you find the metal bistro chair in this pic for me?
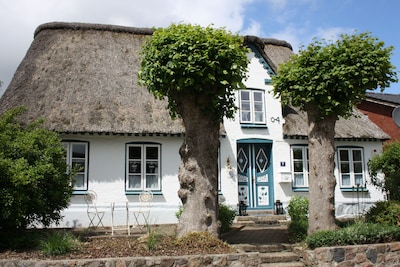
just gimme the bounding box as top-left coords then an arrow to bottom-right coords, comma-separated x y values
133,190 -> 153,229
84,190 -> 106,228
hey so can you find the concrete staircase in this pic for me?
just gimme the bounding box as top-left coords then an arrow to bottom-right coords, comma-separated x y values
229,213 -> 305,267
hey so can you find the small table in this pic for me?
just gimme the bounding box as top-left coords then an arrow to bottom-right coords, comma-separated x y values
110,202 -> 130,235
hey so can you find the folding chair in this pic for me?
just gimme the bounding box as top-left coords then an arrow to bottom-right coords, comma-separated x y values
133,190 -> 153,229
84,190 -> 105,228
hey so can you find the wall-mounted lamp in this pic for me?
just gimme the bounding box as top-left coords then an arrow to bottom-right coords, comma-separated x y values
226,156 -> 231,170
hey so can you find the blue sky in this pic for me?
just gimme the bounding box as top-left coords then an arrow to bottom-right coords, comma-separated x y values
1,0 -> 399,96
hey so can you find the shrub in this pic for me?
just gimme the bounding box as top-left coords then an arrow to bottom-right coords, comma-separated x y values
365,200 -> 400,225
287,196 -> 309,243
39,231 -> 81,256
306,221 -> 400,249
219,204 -> 236,233
0,107 -> 74,231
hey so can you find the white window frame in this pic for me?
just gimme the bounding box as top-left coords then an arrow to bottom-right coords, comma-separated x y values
337,147 -> 365,188
239,89 -> 266,124
63,141 -> 89,191
291,145 -> 309,188
126,143 -> 161,192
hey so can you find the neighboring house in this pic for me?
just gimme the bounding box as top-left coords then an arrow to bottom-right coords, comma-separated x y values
0,22 -> 389,228
358,92 -> 400,142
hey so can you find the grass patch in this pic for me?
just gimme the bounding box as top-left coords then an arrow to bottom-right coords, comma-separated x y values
39,231 -> 81,256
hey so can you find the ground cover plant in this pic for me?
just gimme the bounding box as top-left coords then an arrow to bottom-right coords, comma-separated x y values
0,225 -> 235,260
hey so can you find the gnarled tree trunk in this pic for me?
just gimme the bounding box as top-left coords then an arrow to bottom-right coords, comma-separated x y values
175,94 -> 220,238
307,108 -> 337,234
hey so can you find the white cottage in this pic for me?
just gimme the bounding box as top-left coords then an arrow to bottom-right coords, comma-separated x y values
0,22 -> 388,229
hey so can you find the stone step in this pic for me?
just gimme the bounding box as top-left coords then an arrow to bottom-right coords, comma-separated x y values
236,215 -> 287,222
260,251 -> 300,263
234,243 -> 293,253
261,262 -> 304,267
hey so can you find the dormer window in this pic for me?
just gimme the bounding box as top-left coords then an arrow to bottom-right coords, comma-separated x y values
239,89 -> 266,125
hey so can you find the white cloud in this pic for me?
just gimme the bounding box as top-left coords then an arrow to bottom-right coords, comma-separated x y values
0,0 -> 253,95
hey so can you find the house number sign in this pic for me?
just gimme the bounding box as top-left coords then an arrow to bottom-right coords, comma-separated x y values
270,116 -> 280,123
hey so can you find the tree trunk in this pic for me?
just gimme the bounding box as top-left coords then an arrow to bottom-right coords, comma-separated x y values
175,95 -> 220,238
307,108 -> 337,234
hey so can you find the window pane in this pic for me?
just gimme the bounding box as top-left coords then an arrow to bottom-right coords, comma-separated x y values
72,144 -> 86,158
241,111 -> 251,122
355,175 -> 363,186
146,162 -> 158,173
74,174 -> 85,188
293,148 -> 303,159
253,92 -> 262,101
254,102 -> 263,111
146,175 -> 159,189
146,147 -> 158,159
339,150 -> 349,161
353,150 -> 362,161
294,174 -> 304,186
129,146 -> 141,159
129,175 -> 141,189
241,102 -> 250,111
129,161 -> 141,173
353,162 -> 362,173
254,112 -> 264,122
340,163 -> 350,173
241,91 -> 250,100
294,162 -> 303,172
72,159 -> 85,172
341,174 -> 351,186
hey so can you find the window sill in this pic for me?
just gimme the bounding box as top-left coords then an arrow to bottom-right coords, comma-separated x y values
125,191 -> 163,195
292,187 -> 309,192
72,190 -> 88,195
240,124 -> 268,128
340,187 -> 369,192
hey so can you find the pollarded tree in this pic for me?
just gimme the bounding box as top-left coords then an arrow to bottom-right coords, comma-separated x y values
272,32 -> 397,234
138,23 -> 249,237
0,107 -> 74,231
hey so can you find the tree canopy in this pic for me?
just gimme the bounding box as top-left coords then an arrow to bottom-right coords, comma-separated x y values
0,107 -> 74,230
273,32 -> 398,120
138,23 -> 249,120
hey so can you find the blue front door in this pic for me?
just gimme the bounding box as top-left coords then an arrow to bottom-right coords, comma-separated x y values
237,141 -> 274,210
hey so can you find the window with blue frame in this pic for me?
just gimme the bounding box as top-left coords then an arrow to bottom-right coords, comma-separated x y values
291,145 -> 309,188
63,141 -> 89,191
338,147 -> 365,188
239,89 -> 266,125
126,143 -> 161,192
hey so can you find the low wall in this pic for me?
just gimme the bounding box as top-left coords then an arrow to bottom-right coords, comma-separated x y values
0,253 -> 260,267
298,242 -> 400,266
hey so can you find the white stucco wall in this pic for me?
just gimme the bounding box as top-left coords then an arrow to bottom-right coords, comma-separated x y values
56,50 -> 386,229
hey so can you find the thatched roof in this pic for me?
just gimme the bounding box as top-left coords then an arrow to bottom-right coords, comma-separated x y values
0,22 -> 389,140
283,106 -> 389,140
0,22 -> 292,135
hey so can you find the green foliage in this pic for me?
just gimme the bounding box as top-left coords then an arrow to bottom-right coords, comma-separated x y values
39,231 -> 81,256
287,196 -> 309,242
273,32 -> 398,120
219,204 -> 236,233
138,23 -> 250,120
306,221 -> 400,249
0,107 -> 74,230
365,201 -> 400,225
368,141 -> 400,201
175,203 -> 236,233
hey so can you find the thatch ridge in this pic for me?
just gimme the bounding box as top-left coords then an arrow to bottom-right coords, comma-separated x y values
34,22 -> 154,38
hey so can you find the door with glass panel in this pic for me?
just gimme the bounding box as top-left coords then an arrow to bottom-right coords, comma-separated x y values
237,141 -> 274,209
